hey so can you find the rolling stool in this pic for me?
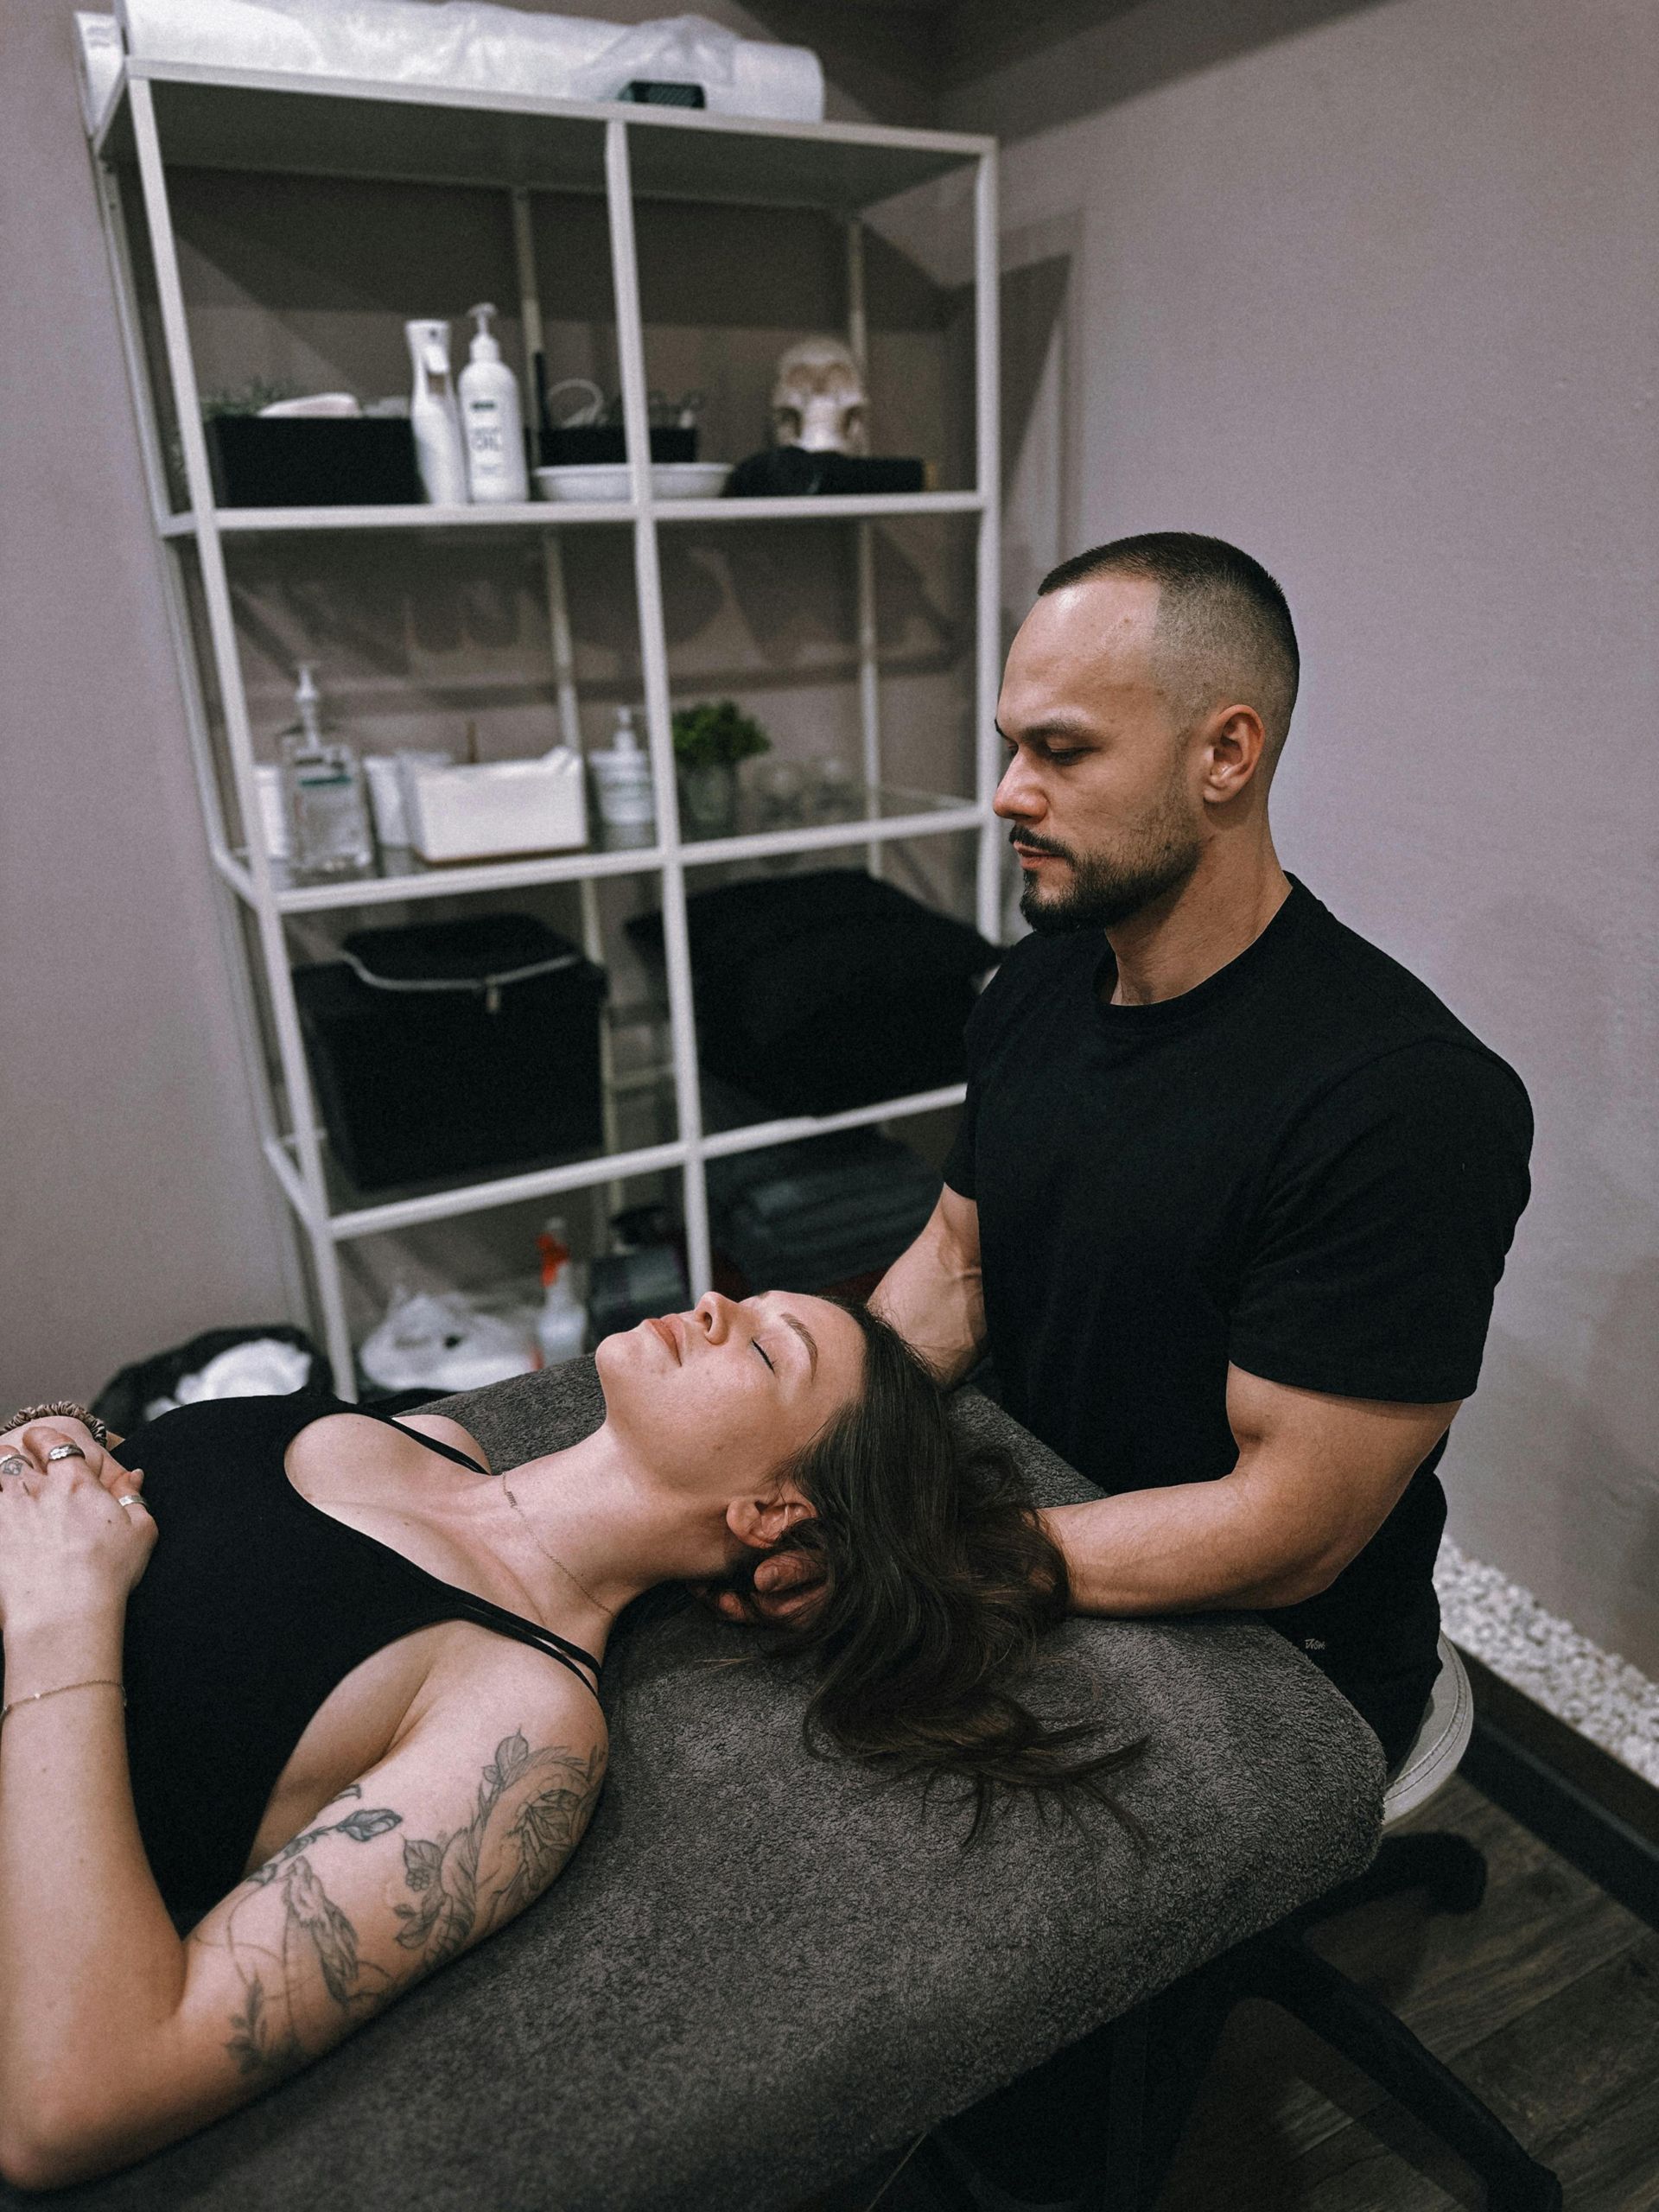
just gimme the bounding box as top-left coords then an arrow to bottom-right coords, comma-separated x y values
1095,1634 -> 1565,2210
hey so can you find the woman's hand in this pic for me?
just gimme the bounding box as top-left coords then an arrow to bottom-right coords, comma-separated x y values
0,1423 -> 155,1631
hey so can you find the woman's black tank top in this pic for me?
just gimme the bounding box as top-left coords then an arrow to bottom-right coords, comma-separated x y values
79,1391 -> 601,1923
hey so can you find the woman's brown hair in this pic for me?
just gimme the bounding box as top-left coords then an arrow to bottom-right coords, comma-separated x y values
734,1298 -> 1147,1841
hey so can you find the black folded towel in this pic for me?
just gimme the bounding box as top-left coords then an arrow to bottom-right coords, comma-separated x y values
629,869 -> 999,1116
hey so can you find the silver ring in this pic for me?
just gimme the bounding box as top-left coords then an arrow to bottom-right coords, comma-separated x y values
45,1443 -> 87,1464
0,1454 -> 31,1480
116,1493 -> 141,1509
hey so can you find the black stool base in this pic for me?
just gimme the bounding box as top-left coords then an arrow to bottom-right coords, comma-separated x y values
925,1829 -> 1562,2212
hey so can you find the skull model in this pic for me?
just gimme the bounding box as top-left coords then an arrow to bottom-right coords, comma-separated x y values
771,336 -> 868,454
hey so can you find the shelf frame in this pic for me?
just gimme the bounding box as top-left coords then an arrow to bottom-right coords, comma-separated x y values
92,60 -> 1001,1393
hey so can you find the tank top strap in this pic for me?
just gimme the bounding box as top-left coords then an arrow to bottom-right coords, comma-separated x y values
445,1590 -> 603,1694
348,1398 -> 491,1475
309,1395 -> 602,1694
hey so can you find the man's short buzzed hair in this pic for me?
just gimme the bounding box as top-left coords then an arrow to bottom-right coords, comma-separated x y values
1039,531 -> 1300,763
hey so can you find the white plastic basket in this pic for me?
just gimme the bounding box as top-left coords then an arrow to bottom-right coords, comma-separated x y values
399,748 -> 588,861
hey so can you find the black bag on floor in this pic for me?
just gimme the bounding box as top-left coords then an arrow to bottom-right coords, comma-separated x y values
293,914 -> 607,1192
628,870 -> 998,1117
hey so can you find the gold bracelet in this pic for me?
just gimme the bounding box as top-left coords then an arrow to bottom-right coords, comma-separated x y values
0,1679 -> 125,1727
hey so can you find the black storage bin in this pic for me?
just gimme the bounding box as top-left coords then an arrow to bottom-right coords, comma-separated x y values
292,915 -> 607,1192
205,416 -> 423,507
537,423 -> 697,467
628,870 -> 998,1118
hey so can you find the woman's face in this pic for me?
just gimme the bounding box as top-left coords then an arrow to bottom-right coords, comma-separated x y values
594,1290 -> 866,1510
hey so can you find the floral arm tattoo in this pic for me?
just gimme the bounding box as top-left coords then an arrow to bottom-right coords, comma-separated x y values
198,1735 -> 607,2084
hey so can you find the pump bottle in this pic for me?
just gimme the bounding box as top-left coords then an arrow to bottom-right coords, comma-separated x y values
459,303 -> 530,504
404,319 -> 468,505
278,664 -> 374,879
588,705 -> 657,846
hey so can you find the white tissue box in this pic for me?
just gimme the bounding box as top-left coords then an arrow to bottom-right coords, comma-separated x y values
399,748 -> 588,862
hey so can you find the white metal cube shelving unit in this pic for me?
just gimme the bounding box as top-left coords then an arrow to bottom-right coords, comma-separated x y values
88,60 -> 1001,1395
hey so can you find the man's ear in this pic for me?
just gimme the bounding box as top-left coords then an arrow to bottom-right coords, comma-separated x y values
1201,702 -> 1268,801
726,1491 -> 813,1551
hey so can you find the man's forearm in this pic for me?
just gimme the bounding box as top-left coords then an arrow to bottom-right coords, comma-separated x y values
870,1216 -> 985,1388
1044,1466 -> 1332,1617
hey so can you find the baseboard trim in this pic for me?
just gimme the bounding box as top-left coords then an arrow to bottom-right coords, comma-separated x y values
1459,1648 -> 1659,1932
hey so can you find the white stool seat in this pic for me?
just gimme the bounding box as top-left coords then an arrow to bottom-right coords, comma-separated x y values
1382,1634 -> 1474,1827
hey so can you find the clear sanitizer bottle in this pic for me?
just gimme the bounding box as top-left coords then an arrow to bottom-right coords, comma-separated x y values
278,664 -> 375,880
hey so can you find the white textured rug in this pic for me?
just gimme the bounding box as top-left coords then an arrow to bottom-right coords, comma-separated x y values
1436,1541 -> 1659,1788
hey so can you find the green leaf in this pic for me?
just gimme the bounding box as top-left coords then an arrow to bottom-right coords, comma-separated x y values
338,1807 -> 402,1844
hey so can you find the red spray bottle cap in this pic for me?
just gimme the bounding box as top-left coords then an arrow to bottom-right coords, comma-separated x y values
537,1226 -> 569,1288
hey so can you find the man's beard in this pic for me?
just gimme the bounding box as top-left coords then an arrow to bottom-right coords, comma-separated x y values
1015,791 -> 1202,934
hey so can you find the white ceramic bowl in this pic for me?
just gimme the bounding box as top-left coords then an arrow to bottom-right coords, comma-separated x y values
532,461 -> 731,504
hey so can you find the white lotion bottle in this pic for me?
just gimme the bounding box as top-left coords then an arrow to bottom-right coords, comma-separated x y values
588,706 -> 658,846
404,319 -> 467,505
459,302 -> 529,504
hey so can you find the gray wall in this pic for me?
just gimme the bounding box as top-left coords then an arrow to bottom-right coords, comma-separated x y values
960,0 -> 1659,1678
1,0 -> 298,1409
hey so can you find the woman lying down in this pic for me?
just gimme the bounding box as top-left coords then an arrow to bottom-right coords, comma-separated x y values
0,1293 -> 1141,2189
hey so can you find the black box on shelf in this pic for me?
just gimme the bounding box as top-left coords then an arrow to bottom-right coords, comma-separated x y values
292,914 -> 607,1193
627,869 -> 999,1118
537,424 -> 698,467
205,416 -> 424,508
723,450 -> 929,498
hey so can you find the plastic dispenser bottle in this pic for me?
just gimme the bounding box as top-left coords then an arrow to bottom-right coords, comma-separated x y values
278,664 -> 374,880
588,706 -> 657,848
404,319 -> 467,505
536,1216 -> 588,1368
459,302 -> 529,505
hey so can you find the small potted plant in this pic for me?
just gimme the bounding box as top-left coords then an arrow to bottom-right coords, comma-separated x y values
671,698 -> 772,836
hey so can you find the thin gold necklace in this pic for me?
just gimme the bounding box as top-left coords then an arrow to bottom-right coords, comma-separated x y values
499,1474 -> 614,1618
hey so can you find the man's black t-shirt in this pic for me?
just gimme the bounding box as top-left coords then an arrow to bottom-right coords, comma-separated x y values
940,877 -> 1532,1766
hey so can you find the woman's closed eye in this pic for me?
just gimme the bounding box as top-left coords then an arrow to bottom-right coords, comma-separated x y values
753,1337 -> 776,1374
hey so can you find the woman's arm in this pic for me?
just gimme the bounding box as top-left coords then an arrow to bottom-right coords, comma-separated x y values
0,1433 -> 604,2190
1,1649 -> 605,2190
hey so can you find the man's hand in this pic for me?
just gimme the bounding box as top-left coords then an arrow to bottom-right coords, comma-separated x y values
699,1548 -> 827,1627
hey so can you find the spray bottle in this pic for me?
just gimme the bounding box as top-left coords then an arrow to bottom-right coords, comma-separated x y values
459,303 -> 529,504
404,319 -> 467,505
536,1215 -> 588,1367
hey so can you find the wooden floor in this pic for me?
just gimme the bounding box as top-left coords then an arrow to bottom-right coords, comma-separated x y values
806,1776 -> 1659,2211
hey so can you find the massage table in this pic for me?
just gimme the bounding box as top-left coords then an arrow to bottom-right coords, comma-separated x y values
20,1361 -> 1384,2210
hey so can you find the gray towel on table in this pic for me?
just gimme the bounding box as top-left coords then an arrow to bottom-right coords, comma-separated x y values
23,1362 -> 1384,2212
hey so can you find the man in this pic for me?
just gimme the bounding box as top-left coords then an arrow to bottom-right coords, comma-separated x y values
868,530 -> 1531,1773
858,530 -> 1532,2207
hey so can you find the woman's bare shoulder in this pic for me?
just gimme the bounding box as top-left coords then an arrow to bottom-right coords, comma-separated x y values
424,1618 -> 607,1753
